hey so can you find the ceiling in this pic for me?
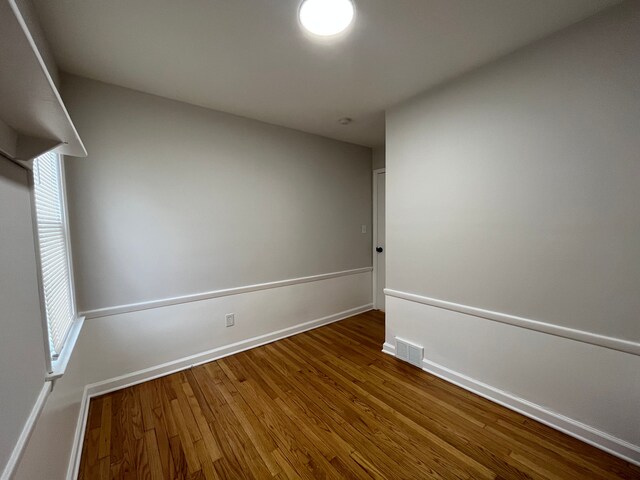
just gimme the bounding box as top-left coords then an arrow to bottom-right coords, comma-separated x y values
32,0 -> 621,147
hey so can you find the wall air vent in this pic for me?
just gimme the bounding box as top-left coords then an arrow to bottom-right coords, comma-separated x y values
395,337 -> 423,368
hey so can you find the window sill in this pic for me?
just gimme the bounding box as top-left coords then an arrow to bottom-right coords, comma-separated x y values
46,316 -> 85,381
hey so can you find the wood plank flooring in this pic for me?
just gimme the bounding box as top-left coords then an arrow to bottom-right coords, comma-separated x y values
79,311 -> 640,479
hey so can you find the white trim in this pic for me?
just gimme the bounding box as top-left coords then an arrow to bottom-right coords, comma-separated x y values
67,304 -> 373,479
384,289 -> 640,356
85,303 -> 372,395
59,156 -> 78,323
381,341 -> 395,356
81,267 -> 372,319
383,340 -> 640,466
420,356 -> 640,467
1,382 -> 52,480
47,316 -> 85,381
66,386 -> 90,480
372,168 -> 385,310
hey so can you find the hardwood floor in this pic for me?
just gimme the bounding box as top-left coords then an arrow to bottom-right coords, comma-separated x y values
79,311 -> 639,479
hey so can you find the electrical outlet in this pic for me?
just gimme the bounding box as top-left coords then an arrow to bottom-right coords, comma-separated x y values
225,313 -> 235,327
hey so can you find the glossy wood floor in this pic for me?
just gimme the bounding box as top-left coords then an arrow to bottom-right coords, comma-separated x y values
79,311 -> 639,479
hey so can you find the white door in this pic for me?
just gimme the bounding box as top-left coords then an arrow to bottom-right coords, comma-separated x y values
374,171 -> 385,311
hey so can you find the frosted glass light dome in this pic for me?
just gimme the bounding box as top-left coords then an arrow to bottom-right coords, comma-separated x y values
299,0 -> 355,36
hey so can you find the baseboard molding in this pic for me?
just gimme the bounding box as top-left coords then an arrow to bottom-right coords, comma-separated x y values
66,386 -> 90,480
1,382 -> 52,480
66,303 -> 373,479
381,341 -> 395,356
384,288 -> 640,356
82,267 -> 372,319
384,341 -> 640,467
421,356 -> 640,467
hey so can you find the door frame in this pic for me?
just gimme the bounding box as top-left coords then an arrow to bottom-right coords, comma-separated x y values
372,168 -> 386,310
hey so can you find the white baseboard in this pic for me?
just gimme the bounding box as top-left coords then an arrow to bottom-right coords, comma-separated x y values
383,342 -> 640,467
1,382 -> 52,480
66,303 -> 372,479
381,341 -> 395,356
66,387 -> 90,480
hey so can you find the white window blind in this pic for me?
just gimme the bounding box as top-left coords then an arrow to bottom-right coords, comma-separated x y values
33,152 -> 75,360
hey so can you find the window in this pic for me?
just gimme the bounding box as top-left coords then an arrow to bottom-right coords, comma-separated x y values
32,151 -> 78,374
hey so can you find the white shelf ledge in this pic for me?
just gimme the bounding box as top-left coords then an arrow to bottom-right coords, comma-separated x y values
46,316 -> 85,381
0,0 -> 86,166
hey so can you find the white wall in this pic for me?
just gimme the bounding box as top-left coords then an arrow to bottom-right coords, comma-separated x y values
0,158 -> 47,476
16,271 -> 372,480
386,0 -> 640,462
16,75 -> 374,479
61,75 -> 372,313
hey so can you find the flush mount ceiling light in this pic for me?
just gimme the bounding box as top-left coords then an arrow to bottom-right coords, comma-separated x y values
299,0 -> 355,36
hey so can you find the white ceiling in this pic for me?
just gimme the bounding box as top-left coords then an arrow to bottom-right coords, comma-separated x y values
33,0 -> 621,147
